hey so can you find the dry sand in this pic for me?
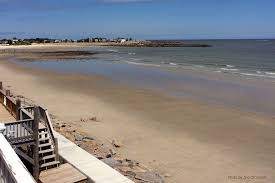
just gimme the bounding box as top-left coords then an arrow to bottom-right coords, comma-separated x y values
0,48 -> 274,182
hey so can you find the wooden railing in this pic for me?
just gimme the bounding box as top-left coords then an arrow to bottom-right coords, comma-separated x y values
0,82 -> 17,118
15,105 -> 58,158
6,95 -> 17,118
0,81 -> 58,181
0,133 -> 36,183
3,119 -> 34,145
0,90 -> 4,104
38,106 -> 58,157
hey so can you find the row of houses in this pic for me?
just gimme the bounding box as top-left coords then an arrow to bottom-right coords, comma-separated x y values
78,37 -> 132,43
0,38 -> 65,45
0,37 -> 133,45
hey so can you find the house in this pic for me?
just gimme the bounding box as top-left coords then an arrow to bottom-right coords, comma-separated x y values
12,39 -> 19,44
120,39 -> 127,43
101,38 -> 107,42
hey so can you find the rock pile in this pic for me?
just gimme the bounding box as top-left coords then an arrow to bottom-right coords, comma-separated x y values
52,117 -> 166,183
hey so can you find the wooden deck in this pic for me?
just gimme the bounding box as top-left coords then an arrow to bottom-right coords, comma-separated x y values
39,163 -> 87,183
0,104 -> 15,123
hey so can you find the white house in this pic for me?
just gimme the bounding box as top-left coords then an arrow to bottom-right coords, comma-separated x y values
120,39 -> 127,43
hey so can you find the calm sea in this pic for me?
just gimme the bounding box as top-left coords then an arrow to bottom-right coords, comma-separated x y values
94,39 -> 275,79
15,39 -> 275,116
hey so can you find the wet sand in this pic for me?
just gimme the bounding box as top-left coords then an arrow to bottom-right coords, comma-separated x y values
0,51 -> 275,182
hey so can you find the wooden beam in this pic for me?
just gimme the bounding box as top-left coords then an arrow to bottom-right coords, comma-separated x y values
15,147 -> 34,165
32,106 -> 40,182
54,138 -> 59,162
16,99 -> 21,121
0,81 -> 2,90
13,140 -> 35,147
6,89 -> 10,97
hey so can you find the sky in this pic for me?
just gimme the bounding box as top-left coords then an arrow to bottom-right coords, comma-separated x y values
0,0 -> 275,39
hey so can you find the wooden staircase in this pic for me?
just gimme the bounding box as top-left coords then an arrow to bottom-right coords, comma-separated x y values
39,124 -> 59,171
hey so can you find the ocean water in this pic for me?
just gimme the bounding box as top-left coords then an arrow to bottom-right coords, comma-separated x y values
91,39 -> 275,79
15,39 -> 275,116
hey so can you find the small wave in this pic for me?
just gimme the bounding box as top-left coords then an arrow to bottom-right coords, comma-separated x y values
128,52 -> 136,55
220,68 -> 239,72
123,60 -> 161,67
107,49 -> 119,53
256,71 -> 262,74
226,64 -> 235,68
169,62 -> 177,66
240,73 -> 275,79
265,72 -> 275,75
256,40 -> 269,42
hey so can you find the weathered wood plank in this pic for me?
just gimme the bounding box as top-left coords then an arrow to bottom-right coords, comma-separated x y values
39,163 -> 87,183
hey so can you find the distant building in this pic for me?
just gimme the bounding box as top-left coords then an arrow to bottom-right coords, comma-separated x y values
120,39 -> 127,43
12,39 -> 19,44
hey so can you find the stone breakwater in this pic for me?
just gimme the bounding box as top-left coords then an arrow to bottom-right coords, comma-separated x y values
98,41 -> 211,47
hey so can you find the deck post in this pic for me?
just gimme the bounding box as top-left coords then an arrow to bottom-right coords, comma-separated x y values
32,106 -> 40,182
16,99 -> 21,120
0,123 -> 5,134
0,81 -> 2,90
6,89 -> 10,97
54,138 -> 59,161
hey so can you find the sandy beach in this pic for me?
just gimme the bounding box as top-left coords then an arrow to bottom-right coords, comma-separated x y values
0,45 -> 275,183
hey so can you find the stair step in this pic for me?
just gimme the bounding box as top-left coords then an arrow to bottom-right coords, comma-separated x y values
39,123 -> 47,130
39,137 -> 50,141
39,148 -> 54,154
39,143 -> 52,148
39,131 -> 49,135
40,154 -> 56,161
40,161 -> 60,168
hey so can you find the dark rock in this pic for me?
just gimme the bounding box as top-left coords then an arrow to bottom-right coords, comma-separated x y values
164,173 -> 172,178
106,153 -> 112,158
61,124 -> 66,128
75,142 -> 82,147
112,139 -> 122,148
89,116 -> 97,121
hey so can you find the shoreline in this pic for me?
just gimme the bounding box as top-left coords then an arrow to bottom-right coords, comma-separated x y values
0,51 -> 275,182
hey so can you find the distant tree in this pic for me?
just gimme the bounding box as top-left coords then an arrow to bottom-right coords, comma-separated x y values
7,40 -> 12,45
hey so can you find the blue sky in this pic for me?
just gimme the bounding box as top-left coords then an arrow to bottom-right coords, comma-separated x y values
0,0 -> 275,39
